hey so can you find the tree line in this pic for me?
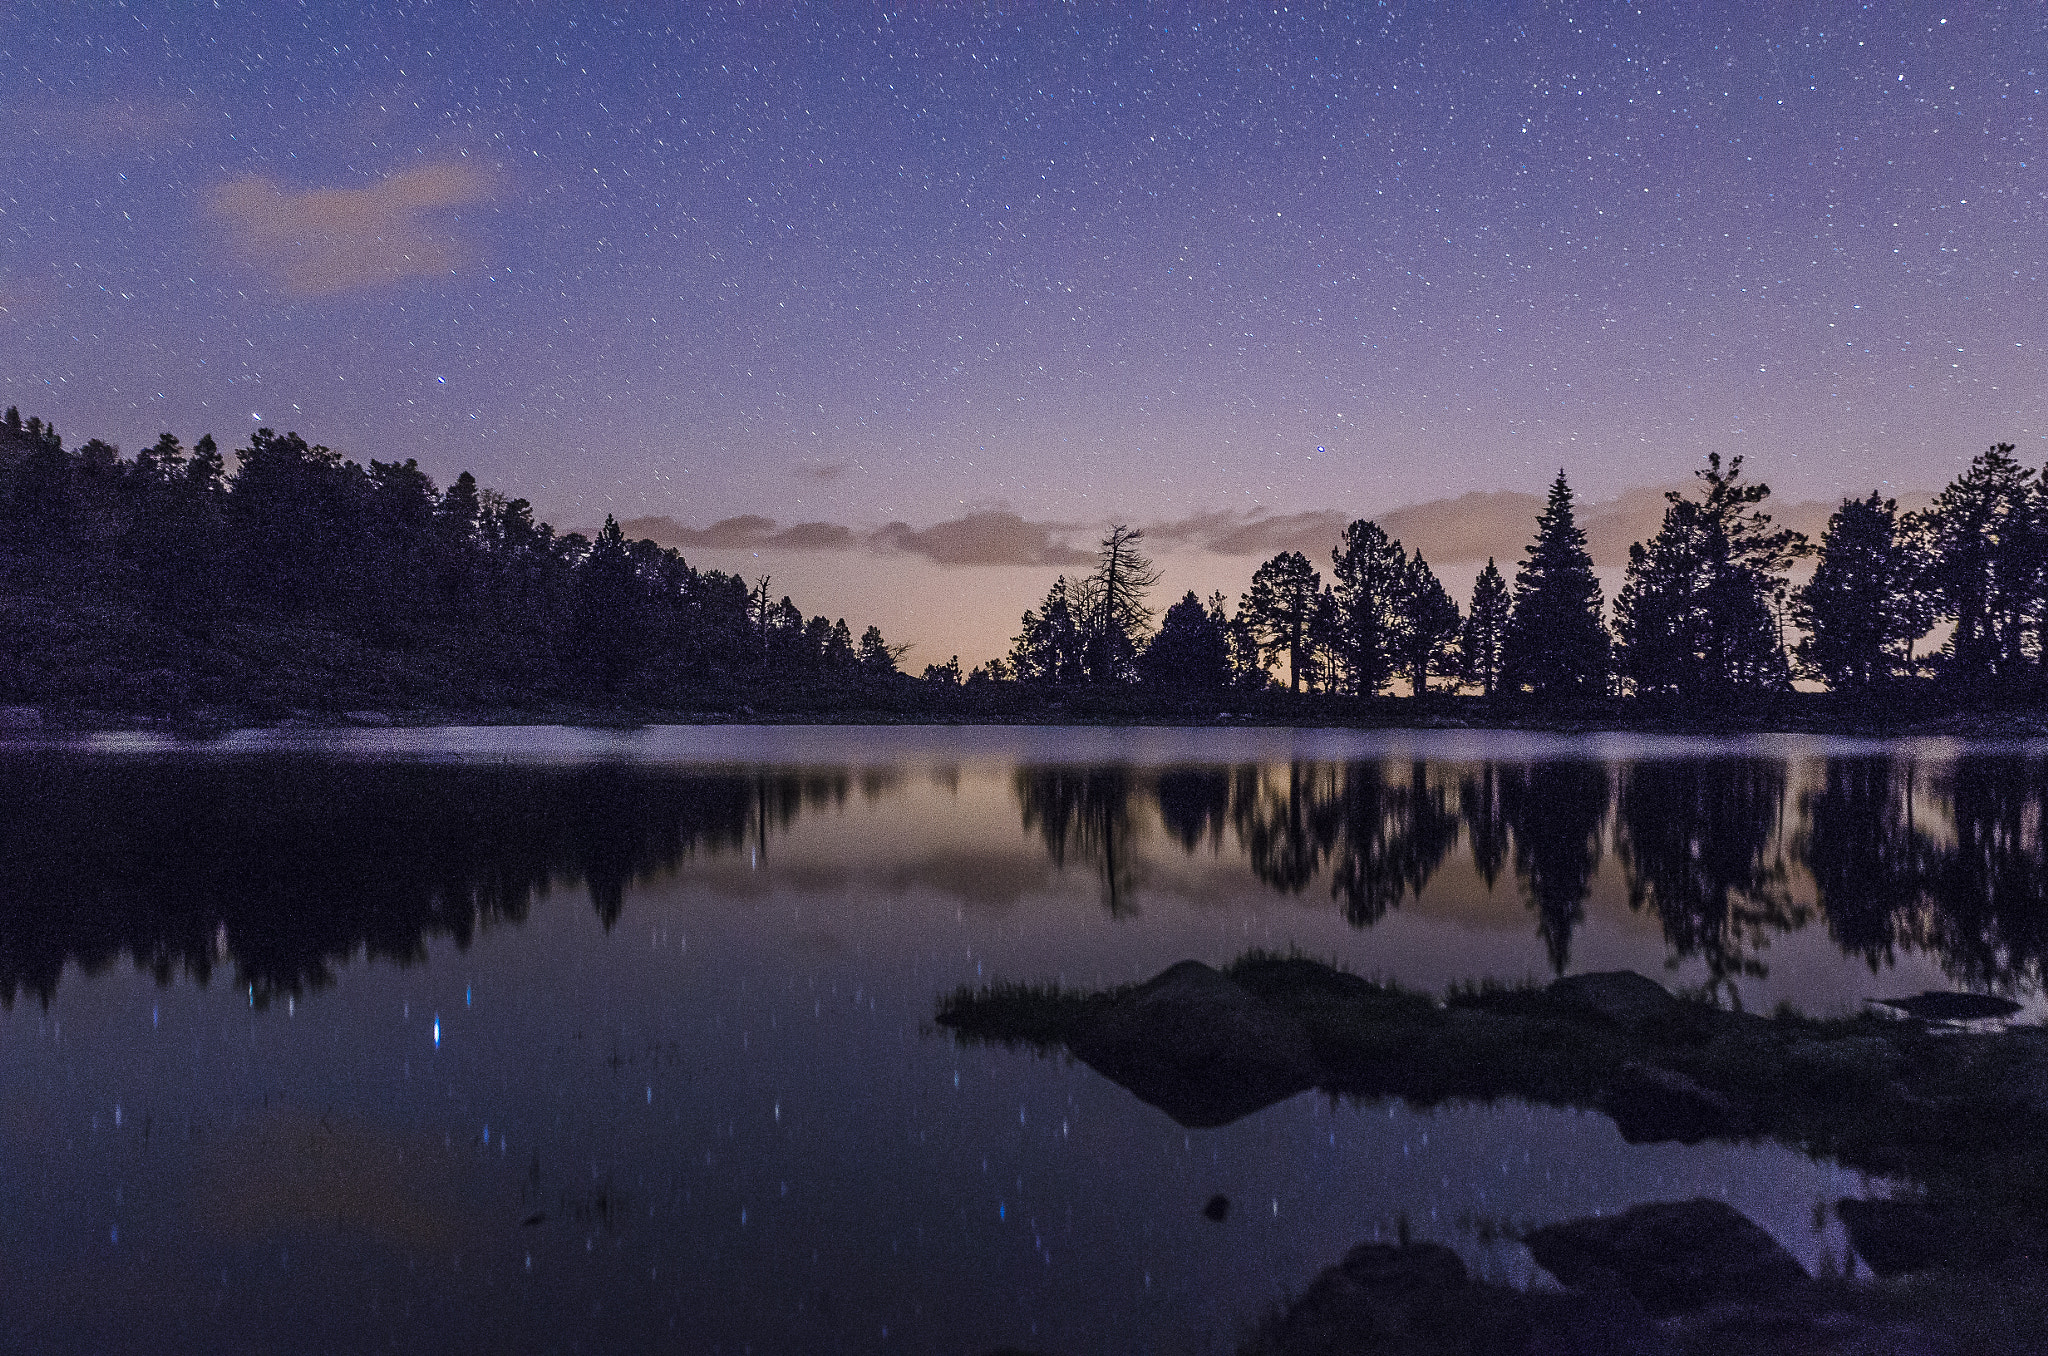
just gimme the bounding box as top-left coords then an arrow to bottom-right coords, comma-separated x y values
0,408 -> 907,713
3,404 -> 2041,712
992,443 -> 2046,700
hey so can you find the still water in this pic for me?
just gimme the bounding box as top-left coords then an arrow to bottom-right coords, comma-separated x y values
1,725 -> 2039,1353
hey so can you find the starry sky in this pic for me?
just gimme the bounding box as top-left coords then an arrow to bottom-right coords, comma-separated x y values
3,3 -> 2044,663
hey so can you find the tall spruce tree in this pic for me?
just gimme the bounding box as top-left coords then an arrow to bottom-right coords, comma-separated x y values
1503,472 -> 1610,697
1793,493 -> 1930,687
1010,576 -> 1089,683
1462,559 -> 1511,695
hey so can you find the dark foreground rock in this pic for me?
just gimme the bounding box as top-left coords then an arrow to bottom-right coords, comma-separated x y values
1066,960 -> 1326,1127
1247,1212 -> 1977,1356
1544,970 -> 1683,1030
1523,1199 -> 1810,1318
1597,1063 -> 1740,1144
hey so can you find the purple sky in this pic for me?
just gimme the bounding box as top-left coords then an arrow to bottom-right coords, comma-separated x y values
3,3 -> 2043,661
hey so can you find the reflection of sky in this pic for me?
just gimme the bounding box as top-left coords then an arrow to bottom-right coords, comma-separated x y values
5,862 -> 1868,1352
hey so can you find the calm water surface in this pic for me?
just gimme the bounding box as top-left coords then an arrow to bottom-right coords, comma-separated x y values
3,725 -> 2041,1353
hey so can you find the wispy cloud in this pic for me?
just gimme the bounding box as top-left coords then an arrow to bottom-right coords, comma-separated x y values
793,460 -> 856,484
1142,508 -> 1351,558
614,486 -> 1924,574
619,514 -> 857,551
870,511 -> 1095,567
206,162 -> 496,297
622,509 -> 1093,568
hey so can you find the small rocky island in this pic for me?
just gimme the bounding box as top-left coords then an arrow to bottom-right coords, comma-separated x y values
938,956 -> 2048,1354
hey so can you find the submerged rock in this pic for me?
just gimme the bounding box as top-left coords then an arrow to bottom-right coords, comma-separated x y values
1067,960 -> 1325,1128
1546,971 -> 1681,1030
1833,1198 -> 2042,1278
1598,1062 -> 1740,1144
1871,991 -> 2022,1021
1523,1198 -> 1809,1319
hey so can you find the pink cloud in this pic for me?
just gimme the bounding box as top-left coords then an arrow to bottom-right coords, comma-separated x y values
207,162 -> 496,297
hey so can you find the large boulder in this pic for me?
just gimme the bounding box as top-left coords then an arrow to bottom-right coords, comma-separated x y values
1546,971 -> 1681,1030
1598,1062 -> 1739,1144
1068,960 -> 1325,1128
1523,1198 -> 1810,1319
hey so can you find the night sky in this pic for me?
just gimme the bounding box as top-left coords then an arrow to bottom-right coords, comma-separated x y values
4,3 -> 2043,661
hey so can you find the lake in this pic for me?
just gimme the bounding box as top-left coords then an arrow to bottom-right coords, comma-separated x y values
2,724 -> 2039,1353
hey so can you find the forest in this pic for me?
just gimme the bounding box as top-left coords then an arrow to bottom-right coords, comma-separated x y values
0,405 -> 2041,724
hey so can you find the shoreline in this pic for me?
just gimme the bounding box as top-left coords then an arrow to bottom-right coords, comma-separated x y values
7,691 -> 2048,743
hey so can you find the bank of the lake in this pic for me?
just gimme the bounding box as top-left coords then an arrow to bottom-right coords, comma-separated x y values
11,678 -> 2048,740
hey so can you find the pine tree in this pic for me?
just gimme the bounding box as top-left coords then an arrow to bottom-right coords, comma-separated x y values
1078,524 -> 1161,683
1138,590 -> 1232,692
1010,576 -> 1088,683
1327,519 -> 1407,695
1391,550 -> 1462,696
1615,454 -> 1804,696
1503,471 -> 1610,697
858,624 -> 903,676
1793,493 -> 1930,687
1915,443 -> 2037,676
1462,559 -> 1511,695
1242,551 -> 1323,693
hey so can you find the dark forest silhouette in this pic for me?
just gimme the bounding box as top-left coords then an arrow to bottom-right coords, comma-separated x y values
3,406 -> 2046,720
0,410 -> 906,716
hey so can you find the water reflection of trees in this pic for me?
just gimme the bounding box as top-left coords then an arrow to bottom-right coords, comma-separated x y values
1021,762 -> 1466,927
1615,759 -> 1804,999
0,755 -> 866,1008
1496,762 -> 1610,975
1798,754 -> 2048,993
1014,752 -> 2048,996
1016,767 -> 1140,915
1796,757 -> 1934,972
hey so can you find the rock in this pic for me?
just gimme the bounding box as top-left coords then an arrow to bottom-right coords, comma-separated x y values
1524,1198 -> 1810,1319
1598,1062 -> 1738,1144
1872,991 -> 2022,1021
1836,1198 -> 1955,1276
1333,1240 -> 1470,1294
1522,1277 -> 1673,1356
1546,971 -> 1681,1030
1068,960 -> 1325,1128
1250,1241 -> 1625,1355
1833,1198 -> 2029,1277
